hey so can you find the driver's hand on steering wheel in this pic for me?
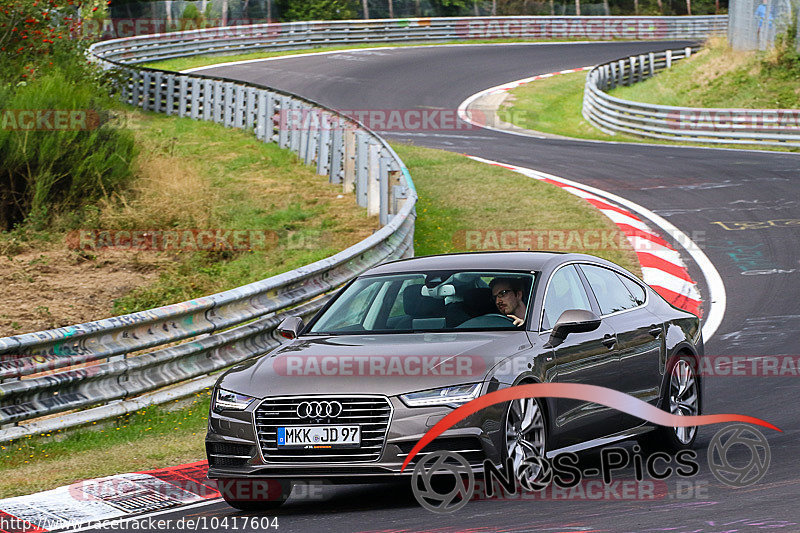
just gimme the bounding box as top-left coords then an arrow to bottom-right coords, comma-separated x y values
507,314 -> 524,327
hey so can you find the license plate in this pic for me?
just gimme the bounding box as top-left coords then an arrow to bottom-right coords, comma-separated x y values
277,425 -> 361,448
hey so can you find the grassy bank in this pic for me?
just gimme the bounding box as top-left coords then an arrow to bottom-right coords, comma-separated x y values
610,38 -> 800,109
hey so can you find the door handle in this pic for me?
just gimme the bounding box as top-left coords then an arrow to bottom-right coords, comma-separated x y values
602,334 -> 617,349
649,325 -> 663,338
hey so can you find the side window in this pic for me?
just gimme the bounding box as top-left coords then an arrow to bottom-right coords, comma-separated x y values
542,265 -> 593,330
617,274 -> 646,306
579,264 -> 640,315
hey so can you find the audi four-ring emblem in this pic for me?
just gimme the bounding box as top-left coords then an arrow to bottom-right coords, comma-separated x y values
296,400 -> 343,418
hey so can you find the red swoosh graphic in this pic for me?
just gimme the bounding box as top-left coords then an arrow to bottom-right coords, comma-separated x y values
400,383 -> 781,472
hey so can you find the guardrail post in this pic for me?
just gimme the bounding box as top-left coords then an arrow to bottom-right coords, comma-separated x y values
245,87 -> 256,132
213,81 -> 224,124
165,74 -> 175,116
233,86 -> 246,129
618,59 -> 626,86
266,92 -> 276,143
278,97 -> 289,148
666,49 -> 673,68
355,132 -> 369,206
300,105 -> 311,163
685,46 -> 692,59
648,52 -> 655,78
608,63 -> 616,89
178,77 -> 188,118
330,128 -> 344,184
306,109 -> 320,166
256,90 -> 268,141
223,82 -> 234,127
153,71 -> 163,113
367,141 -> 380,216
189,79 -> 199,119
378,155 -> 389,225
131,71 -> 142,107
343,129 -> 356,193
290,101 -> 301,154
203,80 -> 213,121
317,116 -> 331,176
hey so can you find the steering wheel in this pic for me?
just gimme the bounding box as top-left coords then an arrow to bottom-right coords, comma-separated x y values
481,313 -> 515,322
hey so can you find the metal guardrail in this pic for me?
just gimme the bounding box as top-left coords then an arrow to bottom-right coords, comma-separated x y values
0,16 -> 727,441
0,32 -> 418,442
582,46 -> 800,146
88,16 -> 728,64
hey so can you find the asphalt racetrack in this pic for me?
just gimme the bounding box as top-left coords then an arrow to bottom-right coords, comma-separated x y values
96,41 -> 800,533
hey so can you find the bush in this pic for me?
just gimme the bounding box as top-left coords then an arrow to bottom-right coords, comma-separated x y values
0,70 -> 136,231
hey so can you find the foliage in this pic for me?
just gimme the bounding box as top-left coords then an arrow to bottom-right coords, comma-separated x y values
277,0 -> 358,20
0,71 -> 136,231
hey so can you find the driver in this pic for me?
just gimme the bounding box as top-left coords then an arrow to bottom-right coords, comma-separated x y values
489,278 -> 526,327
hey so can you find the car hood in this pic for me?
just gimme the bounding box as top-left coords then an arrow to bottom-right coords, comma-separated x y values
217,331 -> 531,398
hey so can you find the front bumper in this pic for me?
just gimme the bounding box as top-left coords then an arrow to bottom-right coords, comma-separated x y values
206,394 -> 505,482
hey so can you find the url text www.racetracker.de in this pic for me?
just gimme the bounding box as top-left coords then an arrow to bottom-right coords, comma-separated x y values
0,516 -> 279,532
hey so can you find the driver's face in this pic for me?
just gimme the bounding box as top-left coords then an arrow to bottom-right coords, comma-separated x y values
492,283 -> 521,315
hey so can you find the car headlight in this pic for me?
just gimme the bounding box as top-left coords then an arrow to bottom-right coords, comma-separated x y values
400,383 -> 482,408
212,388 -> 255,413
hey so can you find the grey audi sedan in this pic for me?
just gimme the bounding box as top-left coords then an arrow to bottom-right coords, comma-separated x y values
206,252 -> 703,510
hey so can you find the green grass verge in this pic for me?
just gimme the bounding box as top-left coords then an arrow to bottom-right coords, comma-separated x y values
0,142 -> 642,498
0,391 -> 211,498
143,38 -> 631,72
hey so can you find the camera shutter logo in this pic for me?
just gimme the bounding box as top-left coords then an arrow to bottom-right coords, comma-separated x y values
411,451 -> 474,513
708,424 -> 771,487
296,401 -> 343,418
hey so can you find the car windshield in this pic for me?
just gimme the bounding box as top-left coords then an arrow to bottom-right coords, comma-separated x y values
307,270 -> 536,335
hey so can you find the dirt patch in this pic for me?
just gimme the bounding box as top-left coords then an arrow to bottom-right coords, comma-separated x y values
0,246 -> 172,335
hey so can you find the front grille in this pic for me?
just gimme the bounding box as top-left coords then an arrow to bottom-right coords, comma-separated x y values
255,395 -> 392,463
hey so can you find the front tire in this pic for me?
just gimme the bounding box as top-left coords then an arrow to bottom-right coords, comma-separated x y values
503,396 -> 548,490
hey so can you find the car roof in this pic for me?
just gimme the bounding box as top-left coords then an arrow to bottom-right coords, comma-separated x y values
365,251 -> 624,275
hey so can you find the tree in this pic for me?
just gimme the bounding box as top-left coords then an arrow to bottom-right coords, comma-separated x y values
429,0 -> 471,16
277,0 -> 358,20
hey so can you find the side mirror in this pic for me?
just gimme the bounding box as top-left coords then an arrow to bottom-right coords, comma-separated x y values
546,309 -> 601,348
277,316 -> 305,340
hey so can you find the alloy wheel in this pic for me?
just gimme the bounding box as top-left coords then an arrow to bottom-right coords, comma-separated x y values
669,359 -> 699,444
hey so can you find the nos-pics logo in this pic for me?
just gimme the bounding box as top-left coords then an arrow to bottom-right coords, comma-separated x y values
411,423 -> 771,513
